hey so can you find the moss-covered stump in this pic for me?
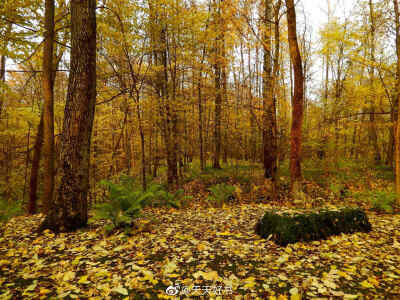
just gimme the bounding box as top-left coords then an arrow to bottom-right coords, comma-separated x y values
255,208 -> 372,246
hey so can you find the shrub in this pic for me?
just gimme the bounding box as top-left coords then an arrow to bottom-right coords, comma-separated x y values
0,198 -> 22,224
93,180 -> 153,233
149,184 -> 192,208
255,208 -> 372,246
329,182 -> 349,200
369,191 -> 396,213
207,183 -> 236,207
351,190 -> 396,213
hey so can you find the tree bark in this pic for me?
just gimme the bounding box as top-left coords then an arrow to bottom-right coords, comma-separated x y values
40,0 -> 96,232
285,0 -> 304,195
28,114 -> 44,214
41,0 -> 56,212
212,0 -> 222,169
368,0 -> 381,164
393,0 -> 400,205
0,54 -> 5,118
262,0 -> 278,197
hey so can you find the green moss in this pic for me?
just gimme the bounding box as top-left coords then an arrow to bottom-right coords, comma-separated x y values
255,208 -> 372,246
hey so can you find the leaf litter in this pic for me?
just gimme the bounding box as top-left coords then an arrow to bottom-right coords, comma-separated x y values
0,204 -> 399,299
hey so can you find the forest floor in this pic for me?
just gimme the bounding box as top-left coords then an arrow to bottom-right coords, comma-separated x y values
1,204 -> 400,299
1,161 -> 400,299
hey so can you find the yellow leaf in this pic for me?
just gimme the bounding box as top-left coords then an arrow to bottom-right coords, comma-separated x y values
193,270 -> 220,281
63,271 -> 76,281
0,260 -> 9,266
163,260 -> 178,275
112,286 -> 128,296
367,277 -> 379,287
39,288 -> 51,294
360,280 -> 374,289
290,294 -> 301,300
217,231 -> 233,236
78,275 -> 90,284
197,243 -> 207,251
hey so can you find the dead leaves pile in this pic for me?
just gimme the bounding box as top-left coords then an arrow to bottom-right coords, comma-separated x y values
0,204 -> 400,299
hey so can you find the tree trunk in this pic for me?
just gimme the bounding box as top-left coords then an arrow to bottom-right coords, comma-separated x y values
40,0 -> 96,232
393,0 -> 400,205
212,0 -> 222,169
262,0 -> 278,197
0,54 -> 5,117
285,0 -> 304,195
368,0 -> 381,164
41,0 -> 56,212
198,71 -> 205,170
28,114 -> 44,214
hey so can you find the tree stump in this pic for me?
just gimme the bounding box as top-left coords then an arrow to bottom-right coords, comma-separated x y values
255,208 -> 372,246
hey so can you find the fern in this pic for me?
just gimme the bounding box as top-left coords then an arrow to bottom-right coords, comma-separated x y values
369,191 -> 396,213
0,198 -> 22,224
207,183 -> 236,207
93,180 -> 153,232
153,187 -> 191,208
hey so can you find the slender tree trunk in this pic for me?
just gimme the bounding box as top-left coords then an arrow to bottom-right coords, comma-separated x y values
286,0 -> 304,195
41,0 -> 56,212
212,0 -> 222,169
393,0 -> 400,205
135,92 -> 147,190
23,126 -> 31,202
262,0 -> 278,197
40,0 -> 96,232
368,0 -> 381,164
0,54 -> 5,118
28,114 -> 44,214
198,71 -> 205,170
0,24 -> 11,118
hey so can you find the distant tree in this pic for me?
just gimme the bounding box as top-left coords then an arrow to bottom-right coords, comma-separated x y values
262,0 -> 280,198
285,0 -> 304,196
212,0 -> 224,169
394,0 -> 400,205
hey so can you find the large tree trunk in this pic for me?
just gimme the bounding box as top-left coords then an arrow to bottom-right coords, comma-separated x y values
285,0 -> 304,196
41,0 -> 56,212
40,0 -> 96,232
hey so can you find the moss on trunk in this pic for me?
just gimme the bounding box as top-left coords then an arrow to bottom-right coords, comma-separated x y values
255,208 -> 372,246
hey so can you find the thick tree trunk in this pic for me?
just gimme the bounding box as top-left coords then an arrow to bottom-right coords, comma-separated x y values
285,0 -> 304,195
40,0 -> 96,232
41,0 -> 56,212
